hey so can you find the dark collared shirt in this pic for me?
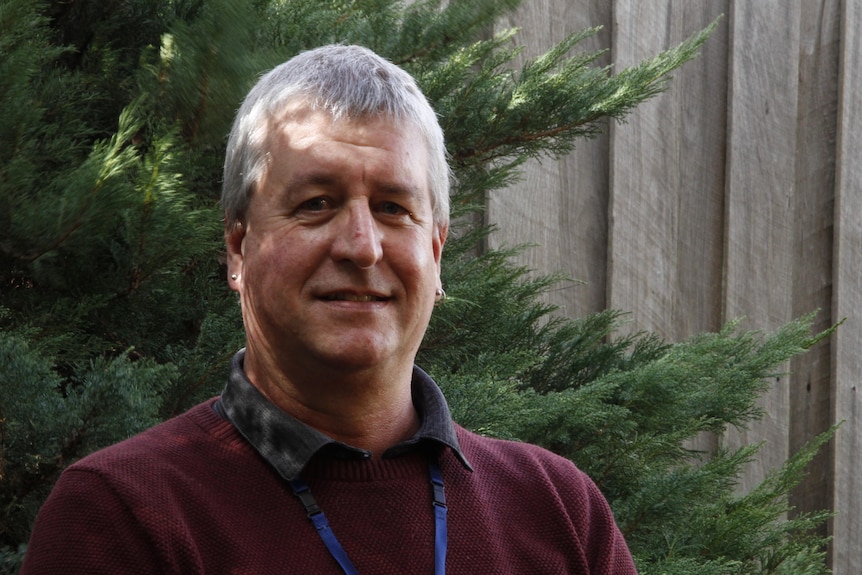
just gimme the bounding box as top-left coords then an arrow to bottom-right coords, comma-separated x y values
215,349 -> 471,480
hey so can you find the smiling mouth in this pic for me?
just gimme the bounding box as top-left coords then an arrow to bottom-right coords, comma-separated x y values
322,294 -> 388,302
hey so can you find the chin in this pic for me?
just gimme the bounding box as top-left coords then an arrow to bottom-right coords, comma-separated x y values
314,339 -> 413,373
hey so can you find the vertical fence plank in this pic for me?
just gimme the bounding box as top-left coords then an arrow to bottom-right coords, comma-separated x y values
607,0 -> 727,342
831,0 -> 862,571
607,0 -> 679,339
720,0 -> 801,493
789,0 -> 841,540
488,0 -> 612,319
607,0 -> 729,463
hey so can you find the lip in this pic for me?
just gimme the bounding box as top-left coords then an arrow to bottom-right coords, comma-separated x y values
322,294 -> 388,302
317,290 -> 392,303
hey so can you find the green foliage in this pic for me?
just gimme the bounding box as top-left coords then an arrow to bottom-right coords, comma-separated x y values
0,323 -> 173,570
427,306 -> 836,574
0,1 -> 833,573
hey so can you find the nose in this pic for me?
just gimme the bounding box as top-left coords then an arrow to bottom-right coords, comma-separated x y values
331,200 -> 383,268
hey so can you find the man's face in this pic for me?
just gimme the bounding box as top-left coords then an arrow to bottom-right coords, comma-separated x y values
226,109 -> 446,378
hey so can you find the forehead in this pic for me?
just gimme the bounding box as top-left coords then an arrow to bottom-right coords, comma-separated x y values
264,108 -> 431,189
268,104 -> 421,152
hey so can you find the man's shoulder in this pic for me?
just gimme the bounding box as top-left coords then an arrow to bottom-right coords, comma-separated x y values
453,424 -> 586,482
66,398 -> 233,476
450,423 -> 630,566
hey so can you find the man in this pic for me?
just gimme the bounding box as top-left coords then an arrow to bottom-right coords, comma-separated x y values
21,45 -> 637,574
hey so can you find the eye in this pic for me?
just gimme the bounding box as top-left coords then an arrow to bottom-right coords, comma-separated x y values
299,197 -> 330,212
378,201 -> 412,217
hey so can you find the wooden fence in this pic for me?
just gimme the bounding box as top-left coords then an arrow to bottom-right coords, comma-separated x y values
488,1 -> 860,571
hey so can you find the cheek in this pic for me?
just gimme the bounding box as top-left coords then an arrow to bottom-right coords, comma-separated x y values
250,226 -> 314,266
397,243 -> 441,293
242,234 -> 302,292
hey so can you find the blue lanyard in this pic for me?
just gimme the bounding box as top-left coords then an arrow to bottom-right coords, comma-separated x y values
289,458 -> 447,575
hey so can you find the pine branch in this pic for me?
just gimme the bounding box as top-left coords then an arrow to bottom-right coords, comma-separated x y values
10,104 -> 143,263
444,19 -> 719,182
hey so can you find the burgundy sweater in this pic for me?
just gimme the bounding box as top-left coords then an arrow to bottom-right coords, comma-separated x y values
21,399 -> 637,574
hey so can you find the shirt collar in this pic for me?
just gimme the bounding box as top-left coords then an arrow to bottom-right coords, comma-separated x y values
218,349 -> 471,480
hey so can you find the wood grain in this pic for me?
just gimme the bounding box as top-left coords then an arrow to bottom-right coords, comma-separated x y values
484,0 -> 856,568
788,0 -> 841,548
830,0 -> 862,570
489,0 -> 612,319
607,0 -> 727,342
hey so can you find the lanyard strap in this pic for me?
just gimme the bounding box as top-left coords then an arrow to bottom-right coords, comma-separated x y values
428,458 -> 447,575
289,458 -> 447,575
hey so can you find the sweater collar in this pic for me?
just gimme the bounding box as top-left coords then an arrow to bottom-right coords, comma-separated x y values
217,349 -> 471,480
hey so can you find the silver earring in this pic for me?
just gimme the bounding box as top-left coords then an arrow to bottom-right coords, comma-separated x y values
435,287 -> 446,305
231,274 -> 239,280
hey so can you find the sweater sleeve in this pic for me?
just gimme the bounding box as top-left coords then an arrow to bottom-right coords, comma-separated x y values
20,468 -> 171,575
578,471 -> 638,574
452,426 -> 638,574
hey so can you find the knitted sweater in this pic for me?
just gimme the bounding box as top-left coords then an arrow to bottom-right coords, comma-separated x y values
21,399 -> 637,574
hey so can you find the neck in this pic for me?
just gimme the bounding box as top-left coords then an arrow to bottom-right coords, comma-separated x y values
242,348 -> 420,456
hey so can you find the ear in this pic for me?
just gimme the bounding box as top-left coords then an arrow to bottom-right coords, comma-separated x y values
225,222 -> 245,292
433,223 -> 448,277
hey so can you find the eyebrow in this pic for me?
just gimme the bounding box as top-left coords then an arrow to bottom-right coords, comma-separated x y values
285,173 -> 341,195
286,172 -> 424,200
378,181 -> 424,199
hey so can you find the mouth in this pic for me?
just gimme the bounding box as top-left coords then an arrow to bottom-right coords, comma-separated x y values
321,293 -> 389,302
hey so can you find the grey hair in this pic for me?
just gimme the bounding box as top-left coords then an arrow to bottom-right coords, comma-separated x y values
221,44 -> 451,229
